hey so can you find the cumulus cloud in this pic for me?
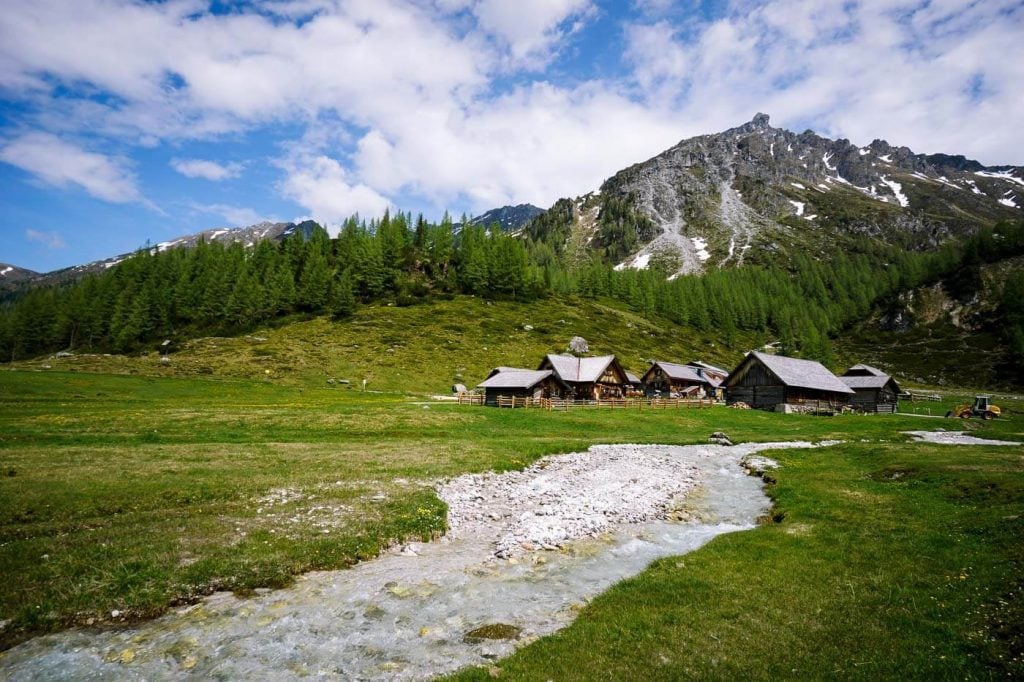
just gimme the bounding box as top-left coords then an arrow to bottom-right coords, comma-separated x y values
0,131 -> 146,203
0,0 -> 1021,225
172,158 -> 244,181
280,155 -> 392,230
25,228 -> 66,249
623,0 -> 1024,162
473,0 -> 595,65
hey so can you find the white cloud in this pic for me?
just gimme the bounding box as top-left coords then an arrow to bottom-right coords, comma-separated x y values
623,0 -> 1024,163
473,0 -> 594,65
25,228 -> 66,249
280,154 -> 392,230
0,0 -> 1021,227
190,203 -> 266,226
172,158 -> 243,181
0,131 -> 146,204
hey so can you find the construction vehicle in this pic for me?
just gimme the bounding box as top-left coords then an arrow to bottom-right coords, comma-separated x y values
946,395 -> 1002,420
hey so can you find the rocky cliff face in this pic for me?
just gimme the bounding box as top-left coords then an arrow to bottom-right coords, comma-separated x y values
536,114 -> 1023,275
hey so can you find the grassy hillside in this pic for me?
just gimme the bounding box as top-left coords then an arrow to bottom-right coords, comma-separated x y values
8,295 -> 755,393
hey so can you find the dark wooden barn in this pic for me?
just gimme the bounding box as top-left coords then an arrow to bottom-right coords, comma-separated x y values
724,351 -> 854,411
642,361 -> 721,398
841,365 -> 901,413
538,354 -> 630,400
476,367 -> 568,406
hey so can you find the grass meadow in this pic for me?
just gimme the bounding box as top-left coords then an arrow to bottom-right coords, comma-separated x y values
0,368 -> 1022,678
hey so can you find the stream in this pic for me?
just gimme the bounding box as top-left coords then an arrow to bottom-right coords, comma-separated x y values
1,441 -> 820,681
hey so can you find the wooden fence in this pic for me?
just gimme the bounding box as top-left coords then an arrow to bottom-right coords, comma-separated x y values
482,396 -> 714,410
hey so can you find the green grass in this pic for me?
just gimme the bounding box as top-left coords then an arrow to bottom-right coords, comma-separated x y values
0,368 -> 1022,678
451,441 -> 1024,680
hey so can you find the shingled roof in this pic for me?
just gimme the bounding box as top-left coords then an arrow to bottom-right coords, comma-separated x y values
738,352 -> 854,394
841,375 -> 898,390
541,354 -> 618,383
477,368 -> 557,390
648,361 -> 722,386
844,363 -> 887,377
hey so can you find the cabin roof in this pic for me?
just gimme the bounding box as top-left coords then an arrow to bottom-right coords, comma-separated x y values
736,351 -> 855,394
478,369 -> 557,390
541,354 -> 618,383
689,360 -> 729,376
841,375 -> 900,390
650,361 -> 705,383
625,371 -> 642,385
844,363 -> 887,377
647,361 -> 722,386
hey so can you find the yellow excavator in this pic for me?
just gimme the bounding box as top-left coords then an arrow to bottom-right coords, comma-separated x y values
946,395 -> 1002,420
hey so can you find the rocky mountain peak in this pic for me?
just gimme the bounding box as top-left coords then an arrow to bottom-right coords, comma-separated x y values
535,113 -> 1022,279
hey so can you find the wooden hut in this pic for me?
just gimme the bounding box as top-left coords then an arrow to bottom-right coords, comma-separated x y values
687,361 -> 729,384
624,371 -> 645,397
841,365 -> 901,413
642,361 -> 721,398
538,354 -> 630,400
477,367 -> 567,407
724,351 -> 854,412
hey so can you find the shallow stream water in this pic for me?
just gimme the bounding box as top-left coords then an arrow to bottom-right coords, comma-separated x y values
1,442 -> 816,681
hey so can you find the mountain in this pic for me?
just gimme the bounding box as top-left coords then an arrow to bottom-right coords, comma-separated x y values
0,264 -> 39,286
468,204 -> 545,232
525,113 -> 1022,275
0,220 -> 322,294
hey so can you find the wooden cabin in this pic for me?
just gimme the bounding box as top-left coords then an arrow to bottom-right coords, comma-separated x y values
642,361 -> 721,398
476,367 -> 568,406
687,361 -> 729,384
725,351 -> 854,411
624,371 -> 645,397
841,365 -> 901,413
538,354 -> 630,400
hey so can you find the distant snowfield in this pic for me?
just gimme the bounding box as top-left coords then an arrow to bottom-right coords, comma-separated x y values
0,266 -> 12,276
789,200 -> 805,216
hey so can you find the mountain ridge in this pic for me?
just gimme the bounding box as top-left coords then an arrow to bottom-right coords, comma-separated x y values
525,113 -> 1022,276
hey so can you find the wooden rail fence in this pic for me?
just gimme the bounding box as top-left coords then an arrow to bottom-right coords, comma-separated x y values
473,396 -> 714,410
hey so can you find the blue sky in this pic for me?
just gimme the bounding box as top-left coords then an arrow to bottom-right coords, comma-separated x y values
1,0 -> 1022,272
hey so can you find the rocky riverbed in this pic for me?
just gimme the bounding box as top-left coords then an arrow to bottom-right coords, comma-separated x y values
0,441 -> 822,681
905,430 -> 1021,446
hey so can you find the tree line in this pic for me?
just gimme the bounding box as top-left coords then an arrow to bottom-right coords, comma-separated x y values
1,210 -> 1022,373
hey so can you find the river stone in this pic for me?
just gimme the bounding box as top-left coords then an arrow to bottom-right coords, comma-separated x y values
463,623 -> 522,643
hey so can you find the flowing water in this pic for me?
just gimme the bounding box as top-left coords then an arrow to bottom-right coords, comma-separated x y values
1,442 -> 817,681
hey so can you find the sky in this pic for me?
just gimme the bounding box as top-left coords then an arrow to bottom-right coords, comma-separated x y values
1,0 -> 1023,272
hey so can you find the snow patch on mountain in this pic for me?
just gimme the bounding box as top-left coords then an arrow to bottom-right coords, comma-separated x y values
975,170 -> 1024,188
880,176 -> 909,207
691,237 -> 710,262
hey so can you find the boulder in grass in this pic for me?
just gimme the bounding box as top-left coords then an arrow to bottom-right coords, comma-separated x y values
709,431 -> 733,446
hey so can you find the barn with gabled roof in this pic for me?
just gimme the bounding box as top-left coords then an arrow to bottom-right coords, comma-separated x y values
538,354 -> 630,400
476,367 -> 568,407
642,361 -> 721,398
841,365 -> 901,413
724,351 -> 854,411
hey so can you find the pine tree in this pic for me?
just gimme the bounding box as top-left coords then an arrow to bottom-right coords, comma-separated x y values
332,267 -> 357,319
